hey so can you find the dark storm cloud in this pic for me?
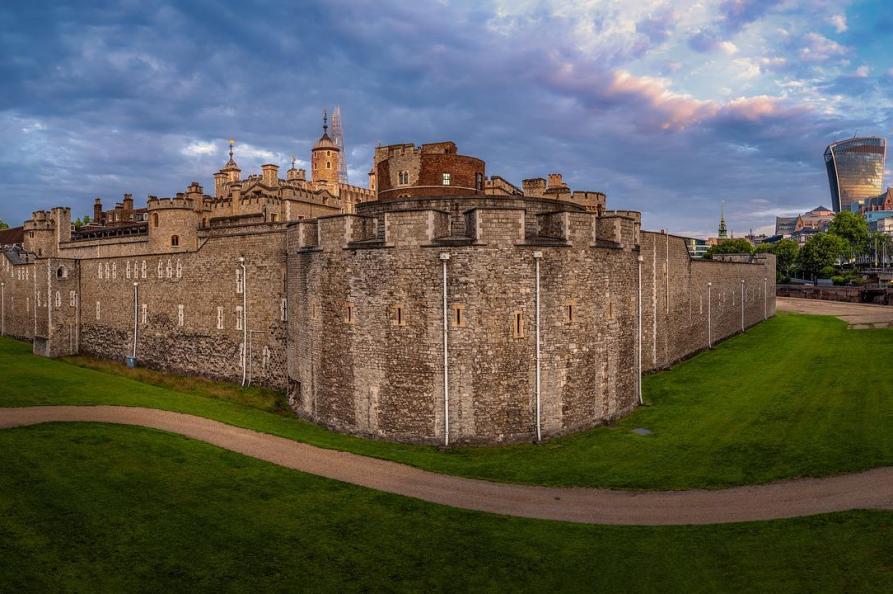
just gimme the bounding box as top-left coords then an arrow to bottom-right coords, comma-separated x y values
0,0 -> 889,237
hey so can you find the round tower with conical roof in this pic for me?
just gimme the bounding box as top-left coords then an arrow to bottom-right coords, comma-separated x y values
311,111 -> 341,185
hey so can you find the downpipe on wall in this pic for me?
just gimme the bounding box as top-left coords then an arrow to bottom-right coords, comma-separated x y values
440,252 -> 450,447
763,277 -> 768,320
131,282 -> 139,361
1,282 -> 5,336
533,251 -> 542,442
637,255 -> 643,406
707,282 -> 713,348
740,279 -> 745,332
240,257 -> 248,387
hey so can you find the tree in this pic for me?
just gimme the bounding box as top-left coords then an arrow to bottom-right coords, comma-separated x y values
704,238 -> 753,259
799,232 -> 847,279
756,238 -> 799,280
828,211 -> 869,263
0,219 -> 8,230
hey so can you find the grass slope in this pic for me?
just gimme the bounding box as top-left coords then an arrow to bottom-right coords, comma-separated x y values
0,312 -> 891,489
0,424 -> 890,593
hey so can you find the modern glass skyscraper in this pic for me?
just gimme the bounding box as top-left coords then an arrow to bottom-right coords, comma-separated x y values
824,136 -> 886,212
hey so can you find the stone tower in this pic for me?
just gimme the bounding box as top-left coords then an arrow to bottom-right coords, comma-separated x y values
311,112 -> 341,185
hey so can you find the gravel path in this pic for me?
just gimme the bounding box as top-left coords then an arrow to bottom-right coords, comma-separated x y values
2,405 -> 891,526
777,297 -> 893,328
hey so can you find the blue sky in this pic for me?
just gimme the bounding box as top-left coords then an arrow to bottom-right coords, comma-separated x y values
1,0 -> 891,237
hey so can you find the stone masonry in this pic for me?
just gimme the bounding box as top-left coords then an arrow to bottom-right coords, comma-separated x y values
0,134 -> 775,445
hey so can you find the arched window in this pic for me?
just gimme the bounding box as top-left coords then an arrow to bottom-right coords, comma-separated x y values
171,235 -> 179,247
152,213 -> 159,228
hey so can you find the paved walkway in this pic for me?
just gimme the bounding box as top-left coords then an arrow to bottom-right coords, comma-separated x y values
777,297 -> 893,328
2,406 -> 891,526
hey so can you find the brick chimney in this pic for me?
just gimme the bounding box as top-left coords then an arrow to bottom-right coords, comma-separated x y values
93,198 -> 103,224
123,193 -> 133,212
262,164 -> 279,187
547,173 -> 565,189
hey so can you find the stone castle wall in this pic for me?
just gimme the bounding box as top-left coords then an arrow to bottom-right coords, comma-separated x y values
2,226 -> 288,389
2,199 -> 775,445
285,203 -> 775,445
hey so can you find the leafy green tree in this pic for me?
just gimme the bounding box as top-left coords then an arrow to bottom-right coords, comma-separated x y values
756,238 -> 799,281
704,238 -> 753,259
0,219 -> 8,230
799,232 -> 847,279
828,211 -> 869,263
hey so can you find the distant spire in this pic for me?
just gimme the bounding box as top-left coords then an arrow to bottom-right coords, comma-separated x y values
229,138 -> 235,160
322,110 -> 328,134
291,154 -> 297,169
718,200 -> 728,239
224,138 -> 238,169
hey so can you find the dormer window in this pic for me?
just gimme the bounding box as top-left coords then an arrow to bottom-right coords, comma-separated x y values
442,173 -> 451,186
398,170 -> 409,185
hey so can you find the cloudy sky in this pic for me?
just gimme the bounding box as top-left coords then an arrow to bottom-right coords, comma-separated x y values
1,0 -> 891,237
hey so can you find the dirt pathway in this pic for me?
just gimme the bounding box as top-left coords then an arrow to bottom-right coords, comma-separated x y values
777,297 -> 893,328
2,405 -> 891,526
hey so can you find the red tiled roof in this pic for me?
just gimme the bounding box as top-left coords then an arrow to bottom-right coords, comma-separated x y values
0,226 -> 24,245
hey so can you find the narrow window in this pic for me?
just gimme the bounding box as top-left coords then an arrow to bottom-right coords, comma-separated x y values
451,303 -> 467,328
96,301 -> 101,321
565,300 -> 575,323
54,291 -> 61,308
157,261 -> 163,278
271,213 -> 278,223
399,170 -> 409,185
475,172 -> 483,190
152,213 -> 159,228
69,290 -> 76,307
236,306 -> 243,330
126,261 -> 131,279
112,262 -> 117,279
262,346 -> 271,370
344,303 -> 353,324
141,304 -> 148,325
392,304 -> 406,327
177,304 -> 184,327
280,298 -> 288,322
105,262 -> 110,279
165,259 -> 172,279
176,259 -> 182,279
171,235 -> 179,247
442,173 -> 451,186
326,161 -> 331,169
217,306 -> 224,330
141,260 -> 147,279
98,262 -> 103,279
512,311 -> 525,339
236,269 -> 243,294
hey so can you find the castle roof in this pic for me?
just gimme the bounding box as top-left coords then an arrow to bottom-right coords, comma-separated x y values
0,226 -> 24,246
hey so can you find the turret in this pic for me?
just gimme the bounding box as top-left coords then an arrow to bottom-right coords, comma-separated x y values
93,198 -> 103,224
311,111 -> 341,185
147,197 -> 199,252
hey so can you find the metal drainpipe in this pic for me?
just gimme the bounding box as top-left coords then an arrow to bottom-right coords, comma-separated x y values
637,255 -> 644,405
533,251 -> 542,442
1,282 -> 5,336
707,282 -> 713,348
740,279 -> 745,332
439,253 -> 450,446
240,257 -> 248,387
132,282 -> 139,359
763,277 -> 768,320
46,259 -> 52,352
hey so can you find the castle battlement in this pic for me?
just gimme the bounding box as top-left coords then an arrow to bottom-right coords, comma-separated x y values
147,197 -> 195,210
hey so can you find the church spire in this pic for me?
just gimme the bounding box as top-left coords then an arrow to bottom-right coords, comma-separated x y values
718,201 -> 728,239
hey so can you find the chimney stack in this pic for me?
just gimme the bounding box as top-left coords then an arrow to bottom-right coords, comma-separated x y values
547,173 -> 565,189
261,163 -> 279,187
93,198 -> 103,224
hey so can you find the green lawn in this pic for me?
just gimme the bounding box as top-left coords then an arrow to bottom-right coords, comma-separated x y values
1,423 -> 890,593
0,312 -> 891,489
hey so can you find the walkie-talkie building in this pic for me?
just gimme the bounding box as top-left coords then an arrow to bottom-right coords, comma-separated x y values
824,136 -> 886,212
